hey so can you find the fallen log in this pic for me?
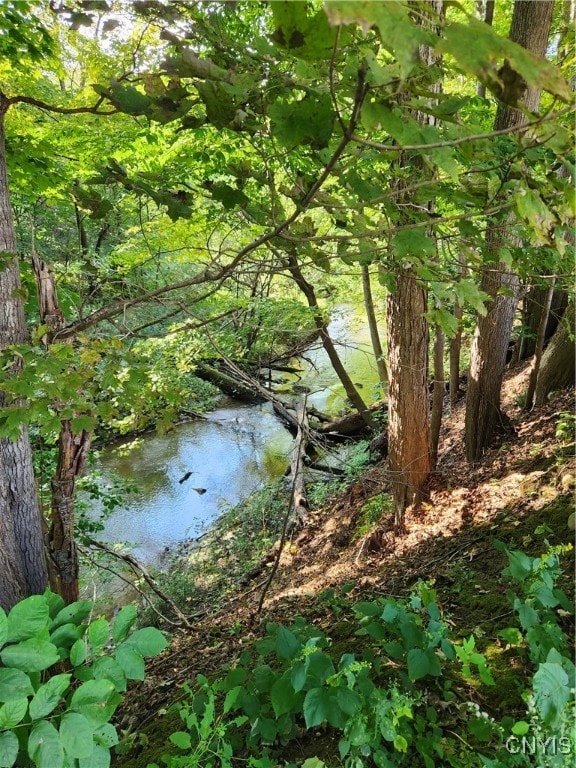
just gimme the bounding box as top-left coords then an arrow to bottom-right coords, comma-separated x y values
317,399 -> 388,439
195,362 -> 264,403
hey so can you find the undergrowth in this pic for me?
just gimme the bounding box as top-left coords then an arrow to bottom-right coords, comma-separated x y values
143,542 -> 574,768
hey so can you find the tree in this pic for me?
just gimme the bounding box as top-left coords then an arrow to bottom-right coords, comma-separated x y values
534,301 -> 576,406
465,0 -> 555,462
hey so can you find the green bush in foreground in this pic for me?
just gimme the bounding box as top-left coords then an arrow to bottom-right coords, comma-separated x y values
151,543 -> 574,768
0,592 -> 167,768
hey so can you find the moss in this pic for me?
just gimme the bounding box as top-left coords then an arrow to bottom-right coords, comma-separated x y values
113,709 -> 181,767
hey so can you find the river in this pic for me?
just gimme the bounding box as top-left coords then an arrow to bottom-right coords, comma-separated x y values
87,306 -> 381,565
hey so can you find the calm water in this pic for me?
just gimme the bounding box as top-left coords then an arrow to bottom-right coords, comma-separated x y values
88,305 -> 382,564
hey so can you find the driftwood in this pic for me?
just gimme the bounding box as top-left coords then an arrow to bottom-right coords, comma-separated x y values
318,399 -> 388,439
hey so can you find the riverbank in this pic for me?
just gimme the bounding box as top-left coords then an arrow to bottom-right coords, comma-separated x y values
113,364 -> 575,766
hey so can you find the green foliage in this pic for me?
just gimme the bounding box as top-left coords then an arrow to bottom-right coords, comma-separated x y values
0,592 -> 167,768
354,492 -> 393,540
150,546 -> 574,768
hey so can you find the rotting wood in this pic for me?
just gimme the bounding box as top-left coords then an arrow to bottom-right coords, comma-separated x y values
317,399 -> 388,438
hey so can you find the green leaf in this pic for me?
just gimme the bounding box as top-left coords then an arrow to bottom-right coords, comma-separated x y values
0,610 -> 7,649
0,731 -> 18,768
0,668 -> 34,702
170,731 -> 191,750
115,645 -> 145,681
111,605 -> 137,644
0,698 -> 28,729
92,656 -> 127,693
70,680 -> 119,725
78,744 -> 111,768
123,627 -> 167,657
29,674 -> 71,720
51,601 -> 93,630
93,723 -> 118,749
511,721 -> 530,736
407,648 -> 441,681
28,720 -> 64,768
70,638 -> 87,667
60,712 -> 94,759
210,183 -> 249,210
303,687 -> 344,729
275,626 -> 301,660
99,83 -> 152,116
392,230 -> 435,262
0,638 -> 59,673
7,594 -> 49,642
271,672 -> 300,717
269,92 -> 335,149
532,662 -> 571,728
88,617 -> 110,652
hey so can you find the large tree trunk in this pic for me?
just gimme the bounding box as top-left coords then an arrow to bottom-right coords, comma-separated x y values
0,97 -> 48,609
534,302 -> 576,405
386,272 -> 430,525
465,0 -> 554,462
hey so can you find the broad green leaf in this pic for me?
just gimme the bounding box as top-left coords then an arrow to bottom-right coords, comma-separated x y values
29,674 -> 71,720
70,638 -> 87,667
93,723 -> 118,749
0,698 -> 28,729
123,627 -> 167,657
392,230 -> 435,262
50,623 -> 83,651
270,672 -> 300,718
0,668 -> 34,702
170,731 -> 191,750
275,626 -> 301,660
533,662 -> 571,728
453,280 -> 490,316
96,83 -> 152,116
303,687 -> 345,729
407,648 -> 441,681
0,731 -> 18,768
111,605 -> 137,644
88,618 -> 110,652
28,720 -> 64,768
92,656 -> 127,693
7,594 -> 49,642
70,680 -> 119,725
272,1 -> 340,61
325,1 -> 432,77
60,712 -> 94,759
115,645 -> 145,681
515,189 -> 556,246
0,638 -> 59,673
269,92 -> 335,149
78,744 -> 111,768
51,601 -> 93,631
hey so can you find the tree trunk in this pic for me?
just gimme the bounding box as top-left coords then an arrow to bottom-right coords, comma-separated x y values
31,251 -> 93,604
430,324 -> 445,469
285,254 -> 376,429
476,0 -> 496,98
534,302 -> 576,405
361,265 -> 388,389
465,0 -> 554,462
0,97 -> 48,609
386,271 -> 430,526
524,277 -> 555,410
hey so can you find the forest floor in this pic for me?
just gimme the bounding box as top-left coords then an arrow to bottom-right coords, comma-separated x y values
114,361 -> 575,767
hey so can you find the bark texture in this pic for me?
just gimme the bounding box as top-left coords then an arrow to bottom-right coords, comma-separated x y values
386,272 -> 430,523
465,0 -> 554,462
0,97 -> 48,608
361,265 -> 388,388
534,302 -> 575,405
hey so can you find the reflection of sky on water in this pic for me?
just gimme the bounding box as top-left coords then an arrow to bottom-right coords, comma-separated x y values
88,402 -> 292,564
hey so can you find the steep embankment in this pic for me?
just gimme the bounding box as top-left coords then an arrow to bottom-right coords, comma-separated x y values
115,363 -> 575,765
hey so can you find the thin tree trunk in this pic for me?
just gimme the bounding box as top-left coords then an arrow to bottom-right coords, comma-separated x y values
450,253 -> 467,407
430,324 -> 445,469
285,254 -> 376,429
524,277 -> 555,410
465,0 -> 554,462
0,97 -> 48,608
361,265 -> 388,389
